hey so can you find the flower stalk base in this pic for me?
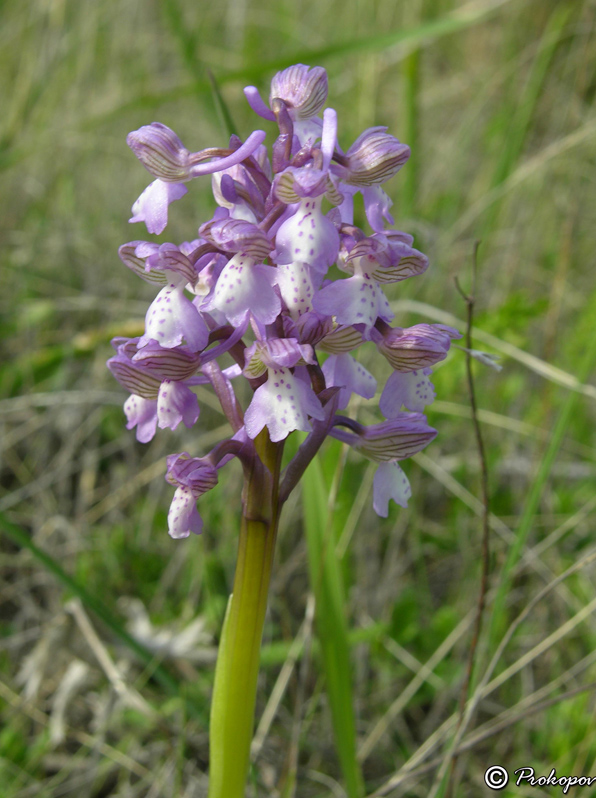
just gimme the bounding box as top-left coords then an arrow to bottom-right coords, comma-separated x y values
208,433 -> 282,798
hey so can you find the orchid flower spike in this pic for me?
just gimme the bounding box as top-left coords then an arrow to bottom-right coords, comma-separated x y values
110,63 -> 461,529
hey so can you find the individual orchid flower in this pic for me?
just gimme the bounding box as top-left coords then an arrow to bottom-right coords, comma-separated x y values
107,338 -> 201,442
165,453 -> 218,538
128,128 -> 267,235
243,338 -> 325,442
244,64 -> 328,146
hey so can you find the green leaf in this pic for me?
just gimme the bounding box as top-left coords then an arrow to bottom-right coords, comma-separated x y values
302,456 -> 365,798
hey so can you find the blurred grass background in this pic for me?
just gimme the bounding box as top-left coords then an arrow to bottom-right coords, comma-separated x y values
1,0 -> 596,795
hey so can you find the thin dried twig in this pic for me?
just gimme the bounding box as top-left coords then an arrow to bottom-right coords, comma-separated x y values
443,242 -> 492,797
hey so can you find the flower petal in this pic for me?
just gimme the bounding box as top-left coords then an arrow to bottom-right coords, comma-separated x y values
210,254 -> 281,326
244,367 -> 324,442
124,395 -> 158,443
379,369 -> 436,416
157,381 -> 200,431
142,282 -> 209,351
168,486 -> 203,539
373,462 -> 411,517
322,353 -> 376,409
129,180 -> 188,235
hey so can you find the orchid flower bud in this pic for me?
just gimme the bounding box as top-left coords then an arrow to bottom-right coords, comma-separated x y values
374,323 -> 461,371
270,64 -> 328,120
127,122 -> 192,182
343,127 -> 410,186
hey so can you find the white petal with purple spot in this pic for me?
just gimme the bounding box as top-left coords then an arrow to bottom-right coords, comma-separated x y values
380,370 -> 436,416
168,486 -> 203,539
211,254 -> 281,326
244,367 -> 325,442
143,283 -> 209,351
277,261 -> 316,319
124,395 -> 158,443
157,381 -> 200,431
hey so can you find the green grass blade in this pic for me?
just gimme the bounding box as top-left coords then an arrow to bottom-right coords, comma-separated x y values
488,310 -> 596,648
302,456 -> 364,798
0,512 -> 197,714
161,0 -> 203,87
207,69 -> 239,139
482,3 -> 572,234
87,0 -> 515,127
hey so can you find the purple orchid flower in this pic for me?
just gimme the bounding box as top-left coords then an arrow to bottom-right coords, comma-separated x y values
110,63 -> 460,528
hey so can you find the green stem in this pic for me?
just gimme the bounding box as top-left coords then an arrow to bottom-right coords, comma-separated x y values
208,433 -> 282,798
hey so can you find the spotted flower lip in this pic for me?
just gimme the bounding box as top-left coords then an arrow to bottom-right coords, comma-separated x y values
380,369 -> 436,415
112,62 -> 457,525
244,365 -> 325,443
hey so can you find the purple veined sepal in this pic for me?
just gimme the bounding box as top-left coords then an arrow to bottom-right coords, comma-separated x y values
244,65 -> 328,142
107,338 -> 162,399
318,324 -> 364,354
165,452 -> 219,539
341,232 -> 429,283
282,309 -> 334,347
270,65 -> 328,121
200,217 -> 273,260
127,123 -> 193,182
119,242 -> 168,286
118,240 -> 205,287
330,413 -> 437,462
338,127 -> 410,187
129,180 -> 188,235
380,369 -> 436,416
373,462 -> 412,516
371,322 -> 461,372
322,353 -> 376,409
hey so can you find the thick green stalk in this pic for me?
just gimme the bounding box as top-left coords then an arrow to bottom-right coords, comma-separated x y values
208,433 -> 282,798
